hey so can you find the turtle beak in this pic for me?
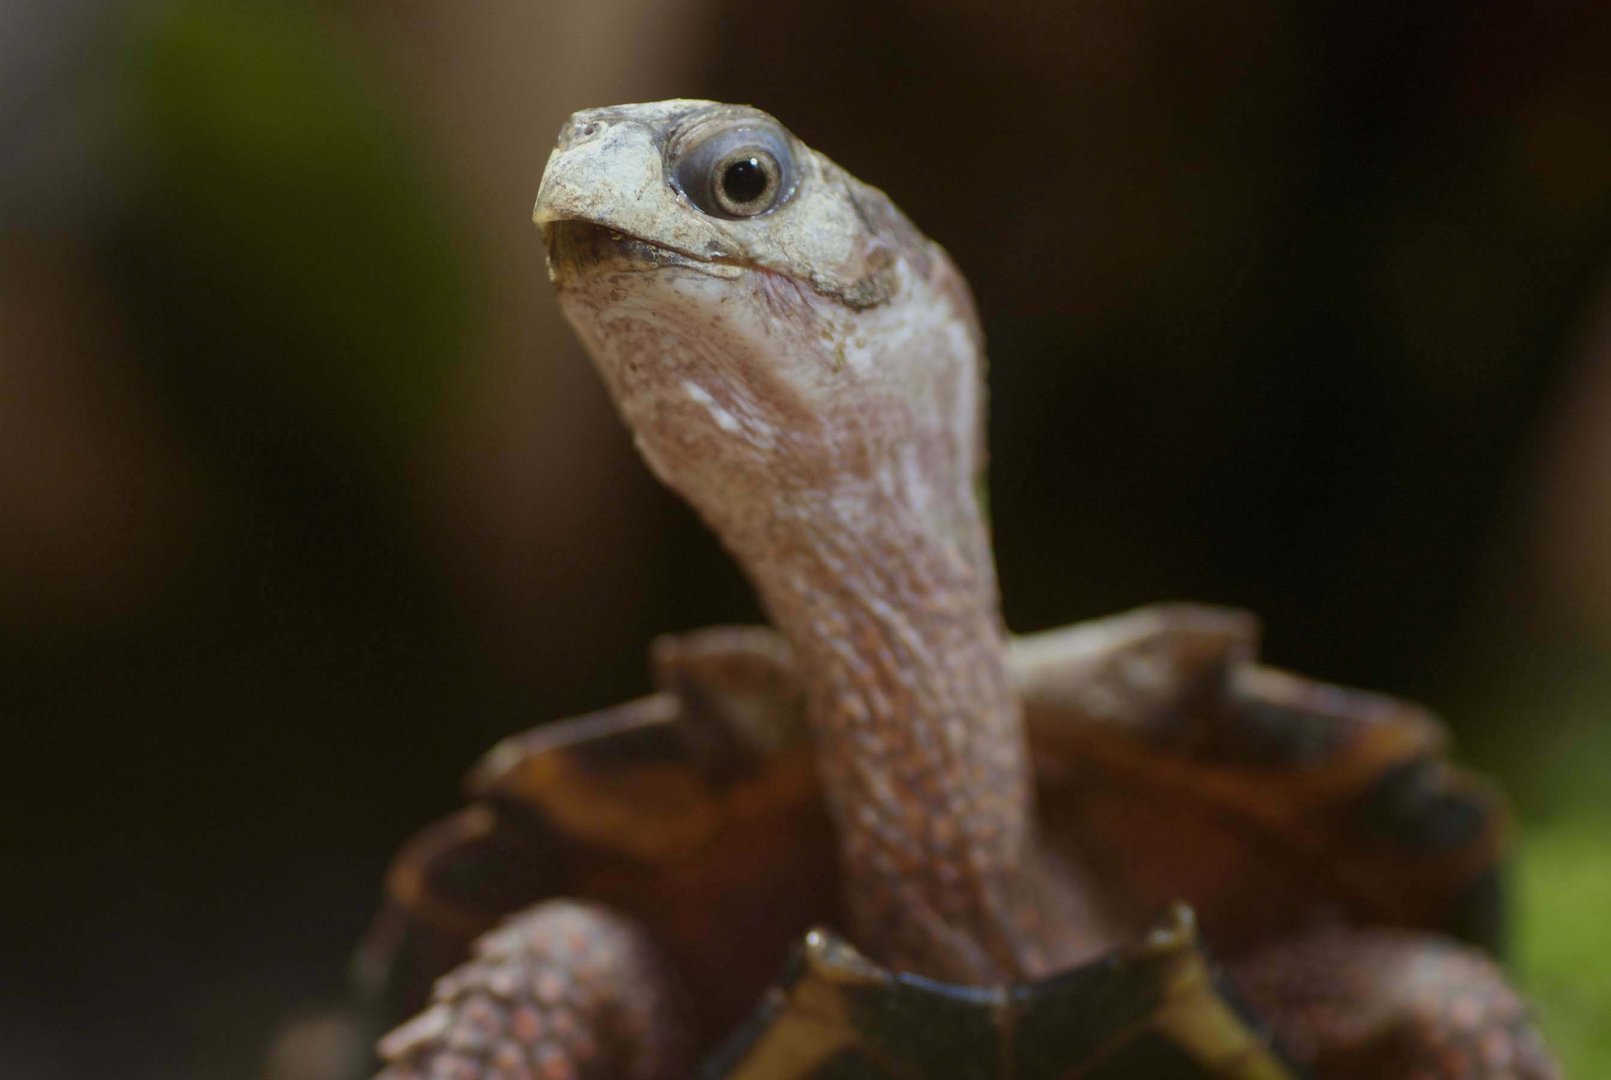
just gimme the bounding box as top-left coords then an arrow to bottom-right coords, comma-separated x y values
532,111 -> 655,237
534,106 -> 740,284
534,116 -> 668,285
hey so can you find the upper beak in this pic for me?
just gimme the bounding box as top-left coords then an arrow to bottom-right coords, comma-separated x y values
532,111 -> 653,233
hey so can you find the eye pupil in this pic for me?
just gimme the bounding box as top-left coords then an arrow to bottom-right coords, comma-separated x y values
721,157 -> 769,204
670,117 -> 797,219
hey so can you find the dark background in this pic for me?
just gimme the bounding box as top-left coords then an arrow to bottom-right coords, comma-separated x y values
4,1 -> 1610,1076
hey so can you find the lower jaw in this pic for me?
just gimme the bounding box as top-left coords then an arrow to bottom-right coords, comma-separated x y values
543,219 -> 714,279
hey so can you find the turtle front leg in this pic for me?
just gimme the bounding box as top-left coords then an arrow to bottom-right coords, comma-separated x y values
1227,927 -> 1559,1079
375,900 -> 686,1080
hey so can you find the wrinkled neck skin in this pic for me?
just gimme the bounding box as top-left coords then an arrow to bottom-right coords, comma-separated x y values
555,232 -> 1080,984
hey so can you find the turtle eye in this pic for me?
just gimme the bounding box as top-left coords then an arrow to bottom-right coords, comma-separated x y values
671,120 -> 797,219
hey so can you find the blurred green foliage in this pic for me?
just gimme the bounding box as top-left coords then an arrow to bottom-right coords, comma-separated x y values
1521,822 -> 1611,1075
1512,687 -> 1611,1076
124,0 -> 471,459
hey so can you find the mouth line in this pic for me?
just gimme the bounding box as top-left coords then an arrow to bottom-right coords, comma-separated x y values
543,218 -> 731,275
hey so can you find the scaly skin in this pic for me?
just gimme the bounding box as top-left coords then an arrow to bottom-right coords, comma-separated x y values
375,902 -> 685,1080
1228,928 -> 1559,1079
537,100 -> 1085,985
372,100 -> 1558,1078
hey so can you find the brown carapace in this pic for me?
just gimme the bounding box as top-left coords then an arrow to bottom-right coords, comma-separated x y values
278,102 -> 1556,1079
352,609 -> 1538,1079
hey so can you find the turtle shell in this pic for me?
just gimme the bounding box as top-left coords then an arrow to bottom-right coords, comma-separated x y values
1013,604 -> 1505,955
347,604 -> 1507,1075
361,626 -> 834,1053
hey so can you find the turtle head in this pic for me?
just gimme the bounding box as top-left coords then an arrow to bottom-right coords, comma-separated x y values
534,100 -> 985,540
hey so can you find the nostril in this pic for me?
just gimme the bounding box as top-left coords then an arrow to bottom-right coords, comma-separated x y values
558,118 -> 605,150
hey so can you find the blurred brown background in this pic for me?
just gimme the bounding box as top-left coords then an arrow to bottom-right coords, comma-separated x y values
3,1 -> 1610,1077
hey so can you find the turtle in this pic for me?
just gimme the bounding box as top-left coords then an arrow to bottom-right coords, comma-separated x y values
279,100 -> 1558,1080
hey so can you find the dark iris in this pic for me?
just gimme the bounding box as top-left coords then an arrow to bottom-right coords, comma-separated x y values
721,157 -> 768,205
669,118 -> 796,218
